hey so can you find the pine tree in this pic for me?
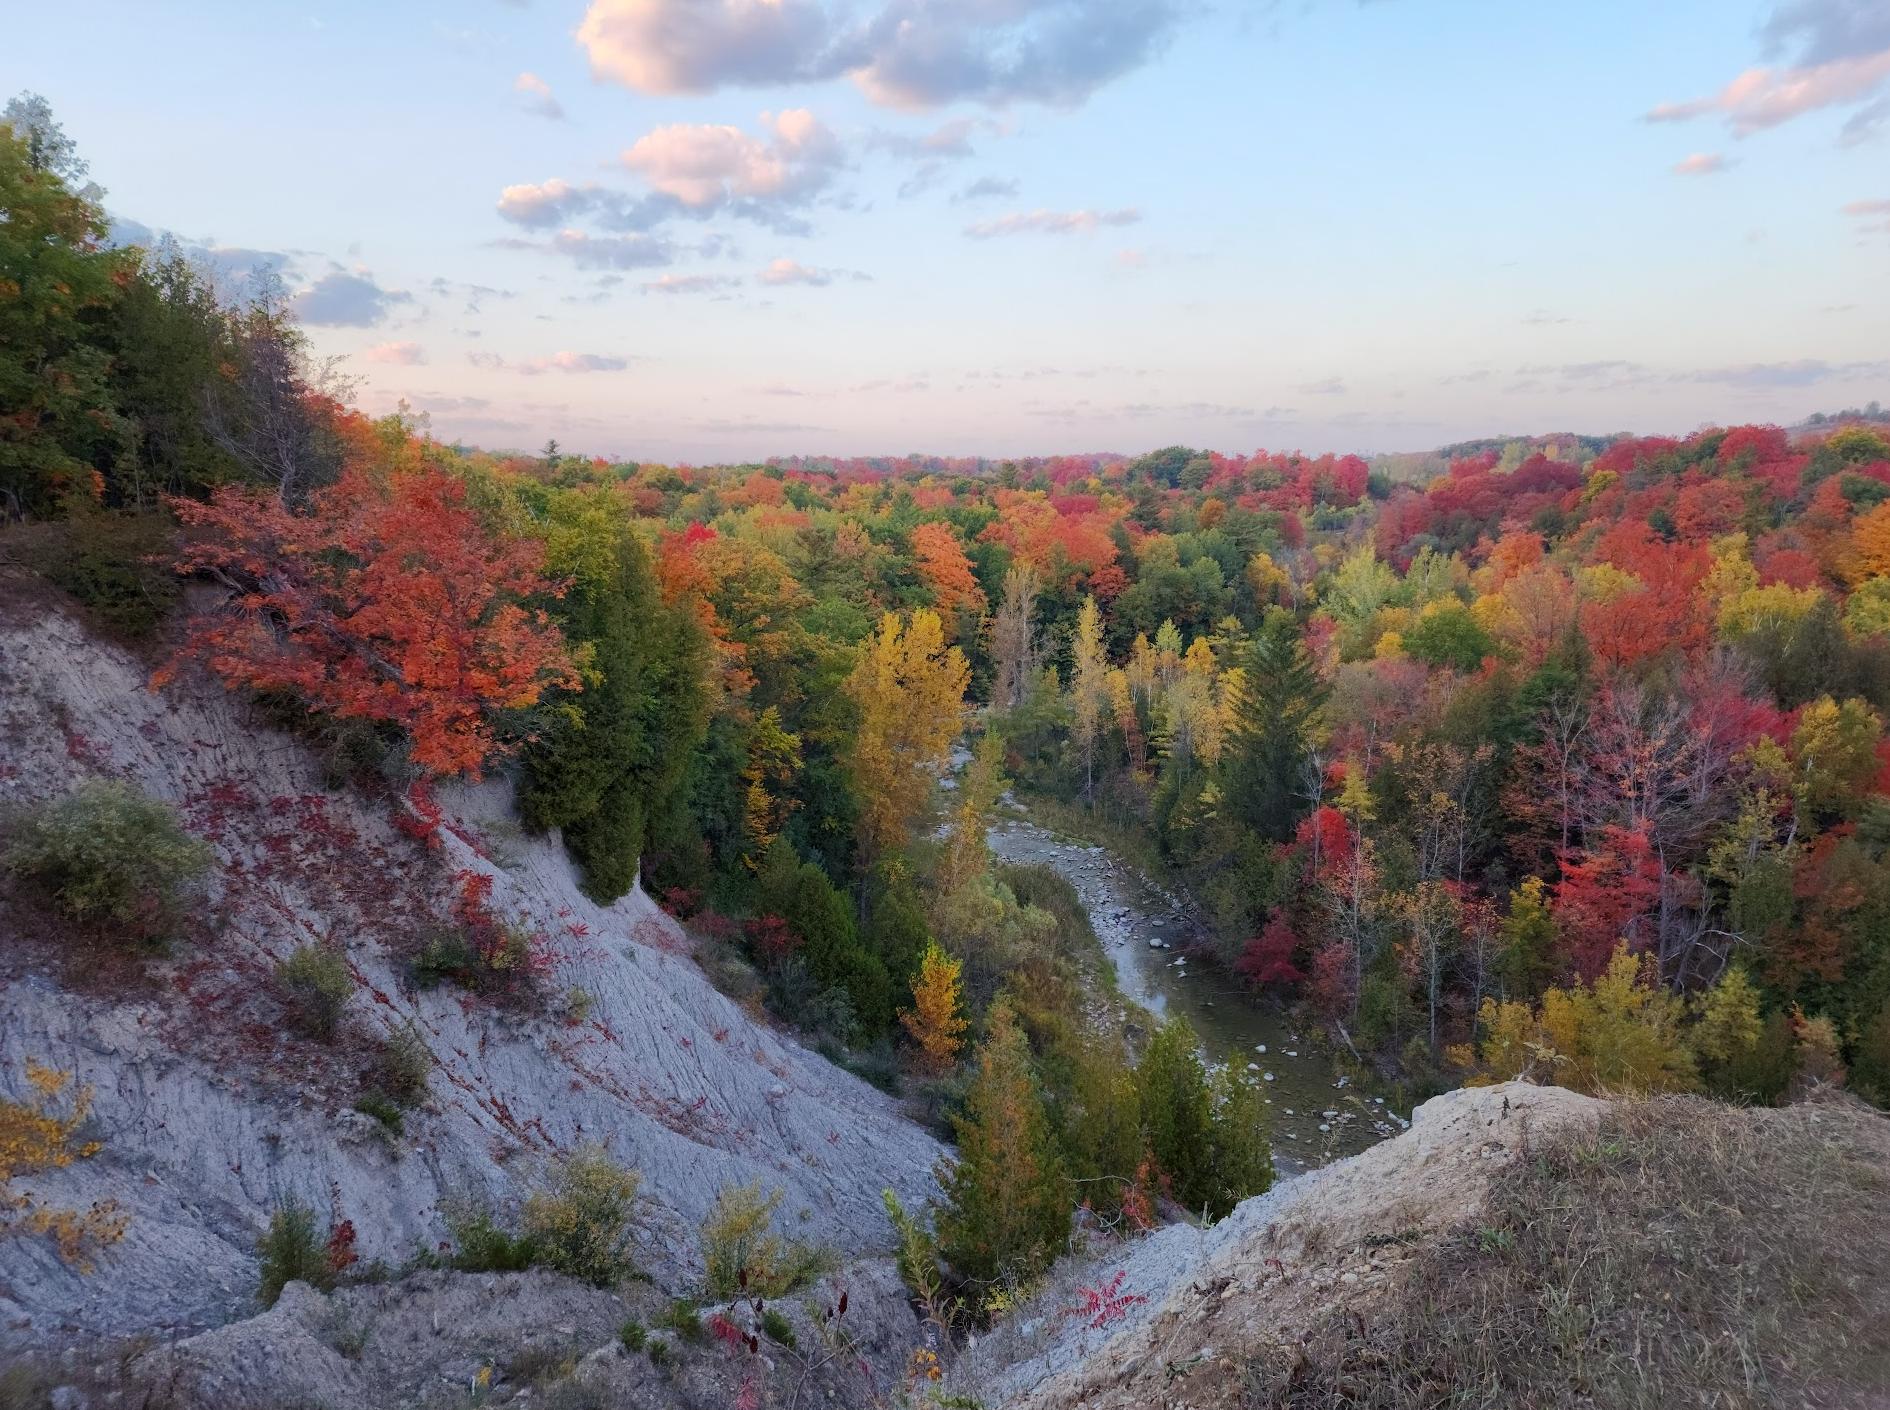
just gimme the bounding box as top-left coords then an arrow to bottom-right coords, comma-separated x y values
1220,609 -> 1326,842
937,1000 -> 1070,1290
1135,1017 -> 1216,1214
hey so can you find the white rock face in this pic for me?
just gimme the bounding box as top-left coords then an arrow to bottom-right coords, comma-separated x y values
951,1081 -> 1606,1409
0,608 -> 944,1350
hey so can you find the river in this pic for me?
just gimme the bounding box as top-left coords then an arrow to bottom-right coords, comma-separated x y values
987,805 -> 1403,1174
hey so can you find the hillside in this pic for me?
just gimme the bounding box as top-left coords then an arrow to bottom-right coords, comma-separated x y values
0,589 -> 943,1354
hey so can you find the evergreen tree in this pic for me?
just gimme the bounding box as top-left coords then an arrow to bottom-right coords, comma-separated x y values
937,999 -> 1070,1290
1220,608 -> 1326,842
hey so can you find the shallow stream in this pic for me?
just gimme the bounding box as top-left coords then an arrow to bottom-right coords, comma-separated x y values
987,806 -> 1403,1173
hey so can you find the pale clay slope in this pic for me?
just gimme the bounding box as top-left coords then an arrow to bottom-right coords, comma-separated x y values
952,1080 -> 1606,1410
0,607 -> 946,1351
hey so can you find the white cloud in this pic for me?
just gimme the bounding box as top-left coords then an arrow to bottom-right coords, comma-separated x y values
963,207 -> 1141,239
642,273 -> 743,295
620,108 -> 841,209
574,0 -> 1180,110
1672,151 -> 1729,175
519,351 -> 632,375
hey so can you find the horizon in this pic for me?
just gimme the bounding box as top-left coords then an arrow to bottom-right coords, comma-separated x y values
10,0 -> 1890,461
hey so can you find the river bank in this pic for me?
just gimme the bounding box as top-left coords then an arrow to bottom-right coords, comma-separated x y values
987,799 -> 1403,1173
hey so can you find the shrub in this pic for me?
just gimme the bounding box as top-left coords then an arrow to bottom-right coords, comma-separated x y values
645,1338 -> 672,1369
352,1091 -> 403,1136
521,1146 -> 641,1287
2,780 -> 212,943
443,1204 -> 536,1274
39,506 -> 180,640
657,1298 -> 703,1342
276,944 -> 353,1040
617,1318 -> 647,1352
760,1306 -> 797,1349
1,1059 -> 128,1270
374,1020 -> 432,1107
257,1198 -> 335,1307
700,1180 -> 834,1298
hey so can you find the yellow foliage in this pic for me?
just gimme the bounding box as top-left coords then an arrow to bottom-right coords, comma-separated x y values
1472,946 -> 1697,1096
1,1061 -> 128,1270
845,609 -> 970,862
1577,562 -> 1640,603
901,941 -> 969,1074
1373,630 -> 1406,660
1718,582 -> 1823,638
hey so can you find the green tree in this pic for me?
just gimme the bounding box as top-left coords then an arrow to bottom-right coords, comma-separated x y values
519,499 -> 709,901
0,114 -> 128,515
937,999 -> 1070,1291
1136,1016 -> 1217,1213
1220,609 -> 1326,842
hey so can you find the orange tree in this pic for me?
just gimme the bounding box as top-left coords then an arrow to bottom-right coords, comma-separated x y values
161,460 -> 578,778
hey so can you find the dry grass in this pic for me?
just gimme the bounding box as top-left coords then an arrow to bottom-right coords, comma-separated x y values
1245,1095 -> 1890,1410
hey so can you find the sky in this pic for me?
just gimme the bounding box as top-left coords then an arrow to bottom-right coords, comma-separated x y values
8,0 -> 1890,463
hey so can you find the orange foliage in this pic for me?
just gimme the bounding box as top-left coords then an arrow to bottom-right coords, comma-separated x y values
910,521 -> 986,617
163,465 -> 578,777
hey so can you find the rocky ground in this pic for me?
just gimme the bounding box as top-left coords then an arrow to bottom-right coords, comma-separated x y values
0,600 -> 943,1354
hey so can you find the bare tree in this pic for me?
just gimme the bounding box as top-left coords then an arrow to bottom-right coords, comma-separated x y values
987,563 -> 1041,712
204,270 -> 349,505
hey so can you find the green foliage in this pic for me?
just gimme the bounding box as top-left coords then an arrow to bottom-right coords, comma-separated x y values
657,1298 -> 703,1342
699,1180 -> 833,1298
352,1091 -> 404,1136
618,1318 -> 646,1352
256,1199 -> 334,1307
519,504 -> 709,902
1220,609 -> 1326,843
521,1145 -> 642,1287
276,944 -> 353,1040
757,845 -> 894,1035
36,507 -> 180,638
1404,600 -> 1496,671
760,1306 -> 797,1348
1135,1017 -> 1217,1214
444,1205 -> 537,1274
2,780 -> 213,944
937,999 -> 1070,1291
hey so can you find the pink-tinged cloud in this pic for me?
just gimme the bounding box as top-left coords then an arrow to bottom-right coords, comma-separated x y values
1647,48 -> 1890,136
757,257 -> 833,286
1844,197 -> 1890,237
620,109 -> 840,208
642,273 -> 743,295
363,340 -> 426,365
574,0 -> 1179,111
1672,151 -> 1728,175
963,207 -> 1141,238
514,71 -> 564,120
518,351 -> 632,375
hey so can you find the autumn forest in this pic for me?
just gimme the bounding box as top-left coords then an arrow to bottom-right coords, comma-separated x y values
8,85 -> 1890,1362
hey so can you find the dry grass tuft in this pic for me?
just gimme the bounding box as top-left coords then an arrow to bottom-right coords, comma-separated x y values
1245,1095 -> 1890,1409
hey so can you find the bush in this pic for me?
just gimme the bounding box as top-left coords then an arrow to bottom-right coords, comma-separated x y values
2,780 -> 212,944
352,1091 -> 403,1136
521,1146 -> 641,1287
617,1318 -> 647,1352
276,944 -> 352,1040
760,1307 -> 797,1349
443,1204 -> 536,1274
38,506 -> 180,640
257,1199 -> 335,1307
700,1180 -> 834,1298
657,1298 -> 703,1342
374,1020 -> 432,1107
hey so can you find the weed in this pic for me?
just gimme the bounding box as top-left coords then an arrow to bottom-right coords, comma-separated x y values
277,943 -> 353,1040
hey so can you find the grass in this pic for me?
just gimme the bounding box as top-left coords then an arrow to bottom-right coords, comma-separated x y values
1241,1095 -> 1890,1409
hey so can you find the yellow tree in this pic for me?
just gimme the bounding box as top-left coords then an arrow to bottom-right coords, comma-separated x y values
846,608 -> 970,864
901,941 -> 968,1074
1068,596 -> 1109,802
741,706 -> 802,869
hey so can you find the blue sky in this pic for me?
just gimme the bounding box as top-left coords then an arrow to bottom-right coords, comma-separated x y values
9,0 -> 1888,462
